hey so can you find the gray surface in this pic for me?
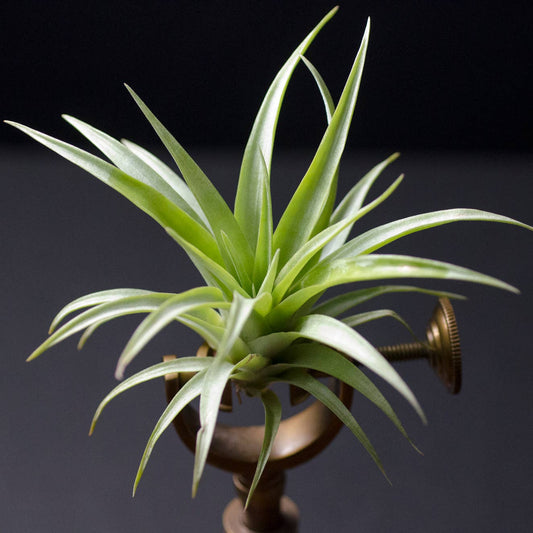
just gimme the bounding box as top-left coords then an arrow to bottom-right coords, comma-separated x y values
2,149 -> 532,532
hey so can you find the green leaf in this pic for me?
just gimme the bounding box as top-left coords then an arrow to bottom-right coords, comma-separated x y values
267,343 -> 411,443
133,370 -> 207,496
273,18 -> 370,266
115,287 -> 227,379
301,55 -> 335,123
299,254 -> 519,294
248,331 -> 300,358
267,285 -> 324,329
277,368 -> 387,480
121,138 -> 209,228
125,85 -> 254,279
177,315 -> 223,346
322,152 -> 400,258
63,115 -> 208,229
234,7 -> 338,251
77,321 -> 104,349
90,357 -> 212,435
175,314 -> 251,357
341,309 -> 416,341
6,121 -> 223,265
166,227 -> 248,298
272,175 -> 403,304
252,150 -> 273,287
294,314 -> 426,423
300,56 -> 337,241
245,389 -> 282,508
49,288 -> 154,333
257,249 -> 280,298
313,285 -> 465,317
193,357 -> 238,498
220,231 -> 253,289
325,208 -> 533,263
193,293 -> 258,496
28,293 -> 176,361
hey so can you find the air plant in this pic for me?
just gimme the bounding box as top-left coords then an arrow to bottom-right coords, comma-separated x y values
7,7 -> 531,505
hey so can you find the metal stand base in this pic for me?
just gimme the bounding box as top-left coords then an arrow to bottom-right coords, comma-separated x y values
223,496 -> 298,533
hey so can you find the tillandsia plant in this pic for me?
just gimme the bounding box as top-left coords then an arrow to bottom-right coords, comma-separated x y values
7,7 -> 532,505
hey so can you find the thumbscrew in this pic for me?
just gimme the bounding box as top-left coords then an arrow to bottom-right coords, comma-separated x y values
378,297 -> 461,394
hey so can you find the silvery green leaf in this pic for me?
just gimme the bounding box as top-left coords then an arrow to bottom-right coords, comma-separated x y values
193,293 -> 258,496
125,85 -> 254,281
63,115 -> 208,229
121,138 -> 209,228
313,285 -> 465,317
6,121 -> 223,265
299,254 -> 519,294
49,288 -> 156,333
245,389 -> 282,508
269,343 -> 411,443
166,227 -> 247,298
293,314 -> 425,422
234,7 -> 338,252
277,368 -> 387,480
252,150 -> 273,287
28,293 -> 176,361
272,175 -> 403,304
301,55 -> 335,123
115,287 -> 228,379
273,18 -> 370,266
325,208 -> 533,263
321,152 -> 400,258
90,357 -> 212,435
133,370 -> 207,495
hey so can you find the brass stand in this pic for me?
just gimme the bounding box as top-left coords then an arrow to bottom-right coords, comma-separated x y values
163,298 -> 461,532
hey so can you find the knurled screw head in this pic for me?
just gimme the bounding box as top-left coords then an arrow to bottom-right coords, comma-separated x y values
378,297 -> 462,394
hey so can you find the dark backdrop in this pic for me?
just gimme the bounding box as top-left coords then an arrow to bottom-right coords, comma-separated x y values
1,0 -> 532,151
2,2 -> 533,533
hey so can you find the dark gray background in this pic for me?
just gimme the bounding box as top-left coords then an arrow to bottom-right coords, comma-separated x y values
2,1 -> 532,532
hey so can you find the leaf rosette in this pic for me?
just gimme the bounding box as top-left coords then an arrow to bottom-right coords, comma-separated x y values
7,7 -> 531,503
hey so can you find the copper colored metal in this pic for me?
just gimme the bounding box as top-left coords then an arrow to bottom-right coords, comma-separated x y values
163,297 -> 460,530
164,352 -> 353,532
378,297 -> 462,393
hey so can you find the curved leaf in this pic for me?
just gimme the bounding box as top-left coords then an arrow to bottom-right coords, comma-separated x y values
324,208 -> 533,263
312,285 -> 465,317
277,368 -> 387,480
124,85 -> 254,280
193,293 -> 258,496
272,175 -> 403,304
166,227 -> 247,298
342,309 -> 417,341
266,343 -> 411,443
5,121 -> 222,264
133,370 -> 207,495
63,115 -> 208,229
299,254 -> 519,294
245,389 -> 282,508
294,314 -> 426,423
90,357 -> 212,435
121,138 -> 209,228
28,293 -> 176,361
115,287 -> 228,379
321,152 -> 400,258
273,18 -> 370,266
301,55 -> 335,123
234,7 -> 338,251
50,288 -> 155,333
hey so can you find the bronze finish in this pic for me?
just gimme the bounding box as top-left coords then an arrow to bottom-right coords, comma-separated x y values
164,356 -> 352,532
378,297 -> 462,393
163,297 -> 461,531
